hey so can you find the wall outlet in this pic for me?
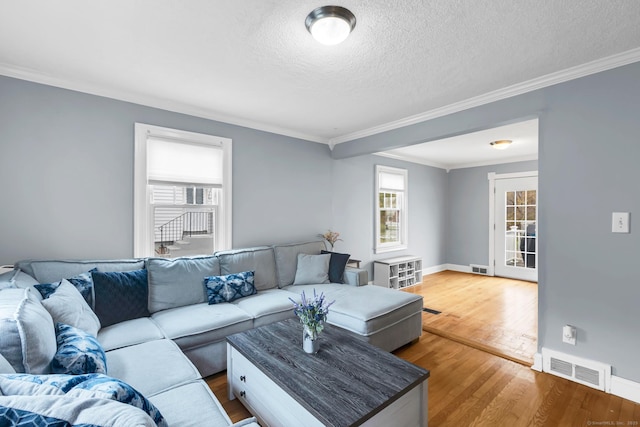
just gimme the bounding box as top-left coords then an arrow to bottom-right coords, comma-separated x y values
563,325 -> 576,345
612,212 -> 630,233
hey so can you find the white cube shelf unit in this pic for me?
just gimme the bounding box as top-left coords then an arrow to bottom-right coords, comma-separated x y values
374,255 -> 423,289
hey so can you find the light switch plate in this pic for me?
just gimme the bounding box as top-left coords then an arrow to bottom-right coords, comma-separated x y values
612,212 -> 630,233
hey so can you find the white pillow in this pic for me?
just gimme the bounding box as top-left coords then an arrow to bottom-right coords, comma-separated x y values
41,279 -> 101,337
0,288 -> 56,373
293,254 -> 330,285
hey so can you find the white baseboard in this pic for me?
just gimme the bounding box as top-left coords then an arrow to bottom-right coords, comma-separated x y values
422,264 -> 448,276
444,263 -> 472,273
531,352 -> 543,371
534,348 -> 640,403
611,376 -> 640,404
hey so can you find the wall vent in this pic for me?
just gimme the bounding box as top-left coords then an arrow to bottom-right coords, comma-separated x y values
470,264 -> 489,275
542,348 -> 611,391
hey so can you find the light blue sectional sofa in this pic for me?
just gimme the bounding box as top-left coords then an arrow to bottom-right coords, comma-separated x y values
0,241 -> 423,426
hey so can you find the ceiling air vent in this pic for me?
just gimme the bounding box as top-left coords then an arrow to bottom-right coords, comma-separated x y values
470,264 -> 489,275
542,348 -> 611,392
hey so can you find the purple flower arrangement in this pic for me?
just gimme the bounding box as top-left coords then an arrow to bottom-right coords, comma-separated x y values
289,289 -> 334,339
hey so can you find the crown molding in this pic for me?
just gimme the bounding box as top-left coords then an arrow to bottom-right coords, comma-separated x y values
373,152 -> 448,170
2,46 -> 639,148
330,47 -> 640,145
375,151 -> 538,171
0,62 -> 328,145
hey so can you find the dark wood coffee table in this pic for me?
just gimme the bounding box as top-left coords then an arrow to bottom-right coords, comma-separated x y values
227,318 -> 429,427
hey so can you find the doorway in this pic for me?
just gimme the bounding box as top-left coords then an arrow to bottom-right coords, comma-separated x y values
490,172 -> 538,282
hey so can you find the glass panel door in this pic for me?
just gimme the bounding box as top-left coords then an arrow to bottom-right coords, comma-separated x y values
495,176 -> 538,281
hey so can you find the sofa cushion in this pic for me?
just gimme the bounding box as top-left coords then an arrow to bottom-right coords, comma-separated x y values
41,279 -> 101,337
50,323 -> 107,375
106,339 -> 200,397
231,289 -> 296,328
0,269 -> 38,290
98,318 -> 165,352
149,380 -> 233,427
321,250 -> 350,283
284,284 -> 423,336
151,303 -> 252,350
0,288 -> 56,374
92,269 -> 149,327
217,246 -> 277,291
204,271 -> 257,304
293,253 -> 330,285
15,259 -> 145,284
146,256 -> 220,313
273,241 -> 325,287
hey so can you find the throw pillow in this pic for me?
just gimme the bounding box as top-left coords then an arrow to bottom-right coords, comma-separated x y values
0,288 -> 56,374
204,271 -> 257,304
321,250 -> 351,283
41,279 -> 101,337
50,323 -> 107,375
92,269 -> 150,328
34,268 -> 97,308
293,253 -> 330,285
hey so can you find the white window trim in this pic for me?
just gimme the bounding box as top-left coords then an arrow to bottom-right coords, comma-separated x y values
375,165 -> 408,253
134,123 -> 232,257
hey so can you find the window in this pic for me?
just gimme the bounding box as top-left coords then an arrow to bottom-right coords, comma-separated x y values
375,165 -> 408,253
134,123 -> 232,258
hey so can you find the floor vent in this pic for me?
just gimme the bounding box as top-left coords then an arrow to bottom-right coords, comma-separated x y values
542,348 -> 611,391
470,264 -> 489,275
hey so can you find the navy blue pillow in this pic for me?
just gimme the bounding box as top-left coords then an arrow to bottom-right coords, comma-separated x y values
92,269 -> 149,327
321,250 -> 350,283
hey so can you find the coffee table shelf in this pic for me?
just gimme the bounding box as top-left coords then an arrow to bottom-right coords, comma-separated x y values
227,318 -> 429,427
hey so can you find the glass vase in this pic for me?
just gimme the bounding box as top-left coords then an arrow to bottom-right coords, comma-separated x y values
303,326 -> 320,354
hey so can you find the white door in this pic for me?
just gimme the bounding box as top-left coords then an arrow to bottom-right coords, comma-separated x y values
494,176 -> 538,282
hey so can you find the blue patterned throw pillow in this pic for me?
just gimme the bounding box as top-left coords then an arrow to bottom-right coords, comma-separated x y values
51,323 -> 107,375
204,271 -> 257,304
34,268 -> 97,307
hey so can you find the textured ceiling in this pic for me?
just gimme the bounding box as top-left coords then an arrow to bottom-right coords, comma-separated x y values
1,1 -> 640,144
379,119 -> 539,170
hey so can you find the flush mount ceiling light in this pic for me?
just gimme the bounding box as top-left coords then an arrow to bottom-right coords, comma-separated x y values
490,140 -> 513,150
305,6 -> 356,46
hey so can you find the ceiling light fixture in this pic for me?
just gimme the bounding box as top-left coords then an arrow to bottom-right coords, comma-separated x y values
490,140 -> 512,150
305,6 -> 356,46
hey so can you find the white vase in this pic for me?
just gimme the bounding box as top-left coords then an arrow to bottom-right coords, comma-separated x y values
303,326 -> 320,354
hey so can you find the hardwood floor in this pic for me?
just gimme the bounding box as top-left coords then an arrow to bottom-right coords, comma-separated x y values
207,332 -> 640,426
206,271 -> 640,425
404,270 -> 538,365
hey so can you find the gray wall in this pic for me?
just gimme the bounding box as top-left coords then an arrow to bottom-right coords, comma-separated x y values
0,76 -> 333,264
331,154 -> 448,278
4,59 -> 640,383
446,160 -> 538,267
334,62 -> 640,382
